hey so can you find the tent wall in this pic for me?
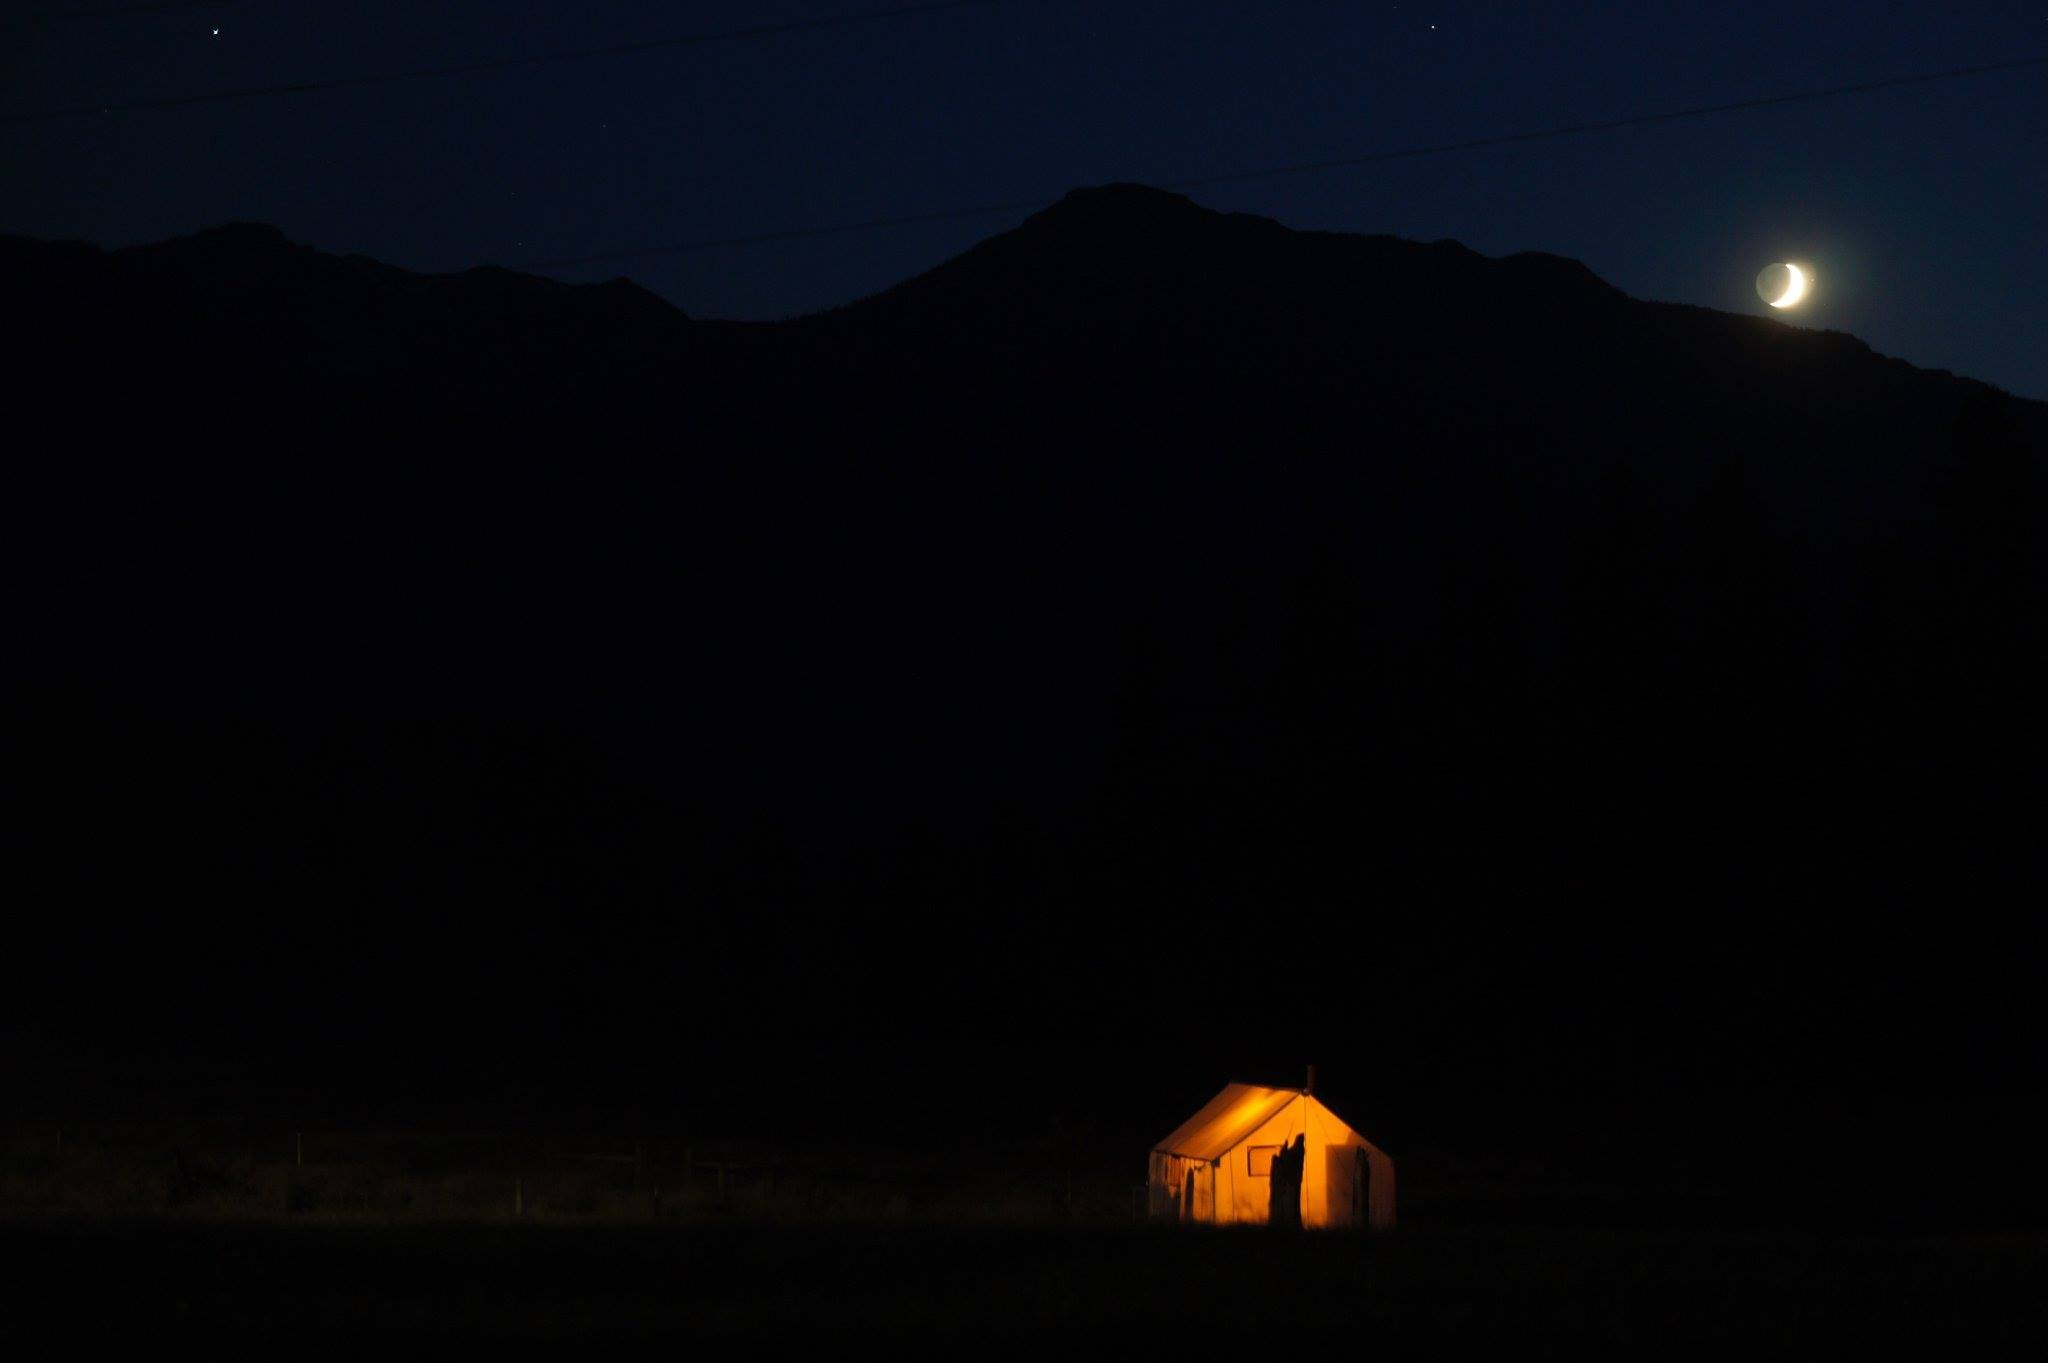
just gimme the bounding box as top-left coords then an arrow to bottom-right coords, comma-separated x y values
1309,1109 -> 1397,1231
1364,1143 -> 1396,1231
1216,1093 -> 1311,1225
1148,1151 -> 1213,1223
1150,1088 -> 1397,1232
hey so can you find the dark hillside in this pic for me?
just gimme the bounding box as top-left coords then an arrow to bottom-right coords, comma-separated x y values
4,189 -> 2044,1212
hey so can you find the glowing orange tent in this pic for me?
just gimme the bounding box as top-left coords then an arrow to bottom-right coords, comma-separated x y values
1149,1082 -> 1395,1230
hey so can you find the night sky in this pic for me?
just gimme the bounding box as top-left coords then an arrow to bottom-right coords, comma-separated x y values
6,1 -> 2045,396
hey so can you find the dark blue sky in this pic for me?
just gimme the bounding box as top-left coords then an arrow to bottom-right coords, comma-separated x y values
7,1 -> 2044,396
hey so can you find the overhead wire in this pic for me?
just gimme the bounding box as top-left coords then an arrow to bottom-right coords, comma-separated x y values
6,1 -> 234,24
4,5 -> 2039,273
516,51 -> 2048,269
0,0 -> 996,123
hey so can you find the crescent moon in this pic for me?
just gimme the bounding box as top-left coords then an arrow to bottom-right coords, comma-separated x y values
1769,263 -> 1807,308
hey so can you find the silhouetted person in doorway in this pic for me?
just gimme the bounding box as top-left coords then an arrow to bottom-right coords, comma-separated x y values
1269,1134 -> 1305,1230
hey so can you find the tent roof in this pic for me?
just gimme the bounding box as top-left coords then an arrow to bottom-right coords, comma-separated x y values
1153,1083 -> 1304,1162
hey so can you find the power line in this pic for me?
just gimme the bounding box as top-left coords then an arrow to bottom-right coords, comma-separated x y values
523,196 -> 1055,269
0,0 -> 995,123
518,51 -> 2048,270
6,2 -> 232,24
1163,52 -> 2048,191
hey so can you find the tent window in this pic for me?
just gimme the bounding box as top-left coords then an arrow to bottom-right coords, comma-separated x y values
1246,1145 -> 1279,1178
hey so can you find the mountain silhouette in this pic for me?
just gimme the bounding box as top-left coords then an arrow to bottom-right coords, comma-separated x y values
4,188 -> 2045,1193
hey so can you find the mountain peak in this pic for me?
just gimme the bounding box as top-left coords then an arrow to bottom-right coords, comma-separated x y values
148,221 -> 300,256
1018,183 -> 1229,238
1041,182 -> 1206,215
116,221 -> 312,277
190,221 -> 293,246
816,182 -> 1537,348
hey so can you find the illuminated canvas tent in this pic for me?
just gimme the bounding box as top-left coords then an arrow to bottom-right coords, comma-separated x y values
1149,1082 -> 1395,1231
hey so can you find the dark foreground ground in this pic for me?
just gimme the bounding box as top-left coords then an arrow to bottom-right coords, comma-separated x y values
9,1220 -> 2047,1348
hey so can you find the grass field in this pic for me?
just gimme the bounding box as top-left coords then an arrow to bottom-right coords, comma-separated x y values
10,1219 -> 2048,1346
8,1123 -> 2046,1344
